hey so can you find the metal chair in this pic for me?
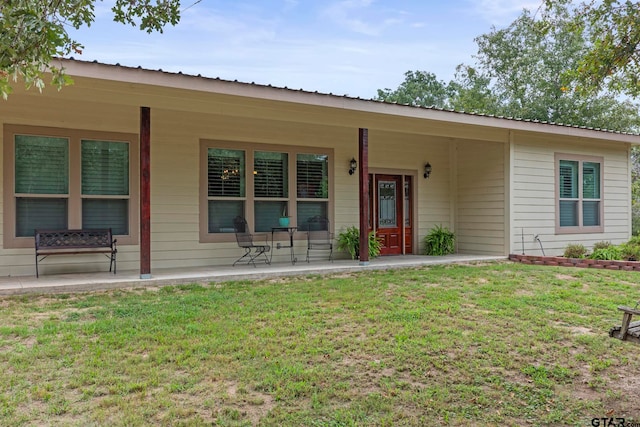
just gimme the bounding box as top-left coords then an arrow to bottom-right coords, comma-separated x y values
305,216 -> 333,262
233,216 -> 271,267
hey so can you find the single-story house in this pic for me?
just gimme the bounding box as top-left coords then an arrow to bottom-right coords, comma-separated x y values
1,58 -> 639,277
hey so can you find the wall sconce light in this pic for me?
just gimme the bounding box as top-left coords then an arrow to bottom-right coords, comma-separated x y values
349,158 -> 357,175
423,162 -> 432,179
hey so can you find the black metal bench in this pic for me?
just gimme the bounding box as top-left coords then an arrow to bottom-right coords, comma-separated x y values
609,306 -> 640,344
34,229 -> 117,278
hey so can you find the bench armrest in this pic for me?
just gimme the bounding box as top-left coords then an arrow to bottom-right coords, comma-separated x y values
618,306 -> 640,316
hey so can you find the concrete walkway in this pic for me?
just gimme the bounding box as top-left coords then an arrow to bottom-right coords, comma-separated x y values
0,254 -> 507,295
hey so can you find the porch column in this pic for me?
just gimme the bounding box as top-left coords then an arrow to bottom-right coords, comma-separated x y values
358,128 -> 370,265
140,106 -> 151,279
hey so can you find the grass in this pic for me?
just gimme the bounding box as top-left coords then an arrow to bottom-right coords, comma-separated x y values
1,261 -> 640,426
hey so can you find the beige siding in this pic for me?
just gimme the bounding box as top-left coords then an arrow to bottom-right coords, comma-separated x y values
456,140 -> 506,255
0,75 -> 635,276
511,132 -> 631,256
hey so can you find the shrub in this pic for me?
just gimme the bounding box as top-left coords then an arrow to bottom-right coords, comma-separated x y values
424,225 -> 456,256
337,226 -> 382,260
592,241 -> 612,251
627,235 -> 640,246
563,243 -> 587,259
589,246 -> 623,260
619,243 -> 640,261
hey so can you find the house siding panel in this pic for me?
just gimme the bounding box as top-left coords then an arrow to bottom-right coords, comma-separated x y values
511,133 -> 631,256
456,140 -> 506,255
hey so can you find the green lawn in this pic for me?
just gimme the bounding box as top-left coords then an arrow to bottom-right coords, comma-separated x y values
1,262 -> 639,426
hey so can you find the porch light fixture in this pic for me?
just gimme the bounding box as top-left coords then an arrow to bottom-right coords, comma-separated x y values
349,158 -> 357,175
423,162 -> 432,179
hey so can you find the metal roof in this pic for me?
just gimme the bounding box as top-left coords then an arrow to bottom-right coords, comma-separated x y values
61,57 -> 640,137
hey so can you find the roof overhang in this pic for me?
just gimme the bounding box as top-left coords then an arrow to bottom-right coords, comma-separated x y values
53,58 -> 640,145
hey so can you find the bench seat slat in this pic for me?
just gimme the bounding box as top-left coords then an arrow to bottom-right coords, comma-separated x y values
37,249 -> 115,256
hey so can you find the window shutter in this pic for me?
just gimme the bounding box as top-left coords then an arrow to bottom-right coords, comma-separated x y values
297,154 -> 328,198
208,149 -> 245,197
254,152 -> 288,198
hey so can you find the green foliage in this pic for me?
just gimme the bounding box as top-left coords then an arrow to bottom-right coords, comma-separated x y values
423,225 -> 456,256
2,264 -> 640,425
563,243 -> 587,259
376,8 -> 640,133
592,241 -> 612,251
589,246 -> 622,261
336,226 -> 382,260
619,242 -> 640,261
0,0 -> 181,99
376,71 -> 454,108
543,0 -> 640,97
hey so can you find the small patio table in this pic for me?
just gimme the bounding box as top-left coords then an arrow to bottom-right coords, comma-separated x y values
271,227 -> 297,264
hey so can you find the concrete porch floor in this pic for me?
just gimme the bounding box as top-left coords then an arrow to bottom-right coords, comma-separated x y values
0,254 -> 507,295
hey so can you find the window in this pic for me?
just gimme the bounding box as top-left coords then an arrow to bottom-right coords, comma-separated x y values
296,153 -> 329,229
206,148 -> 246,233
555,153 -> 603,233
200,141 -> 332,242
254,151 -> 288,232
3,125 -> 139,248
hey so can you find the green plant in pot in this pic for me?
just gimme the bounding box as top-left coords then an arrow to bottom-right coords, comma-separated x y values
279,204 -> 290,227
337,226 -> 382,259
423,225 -> 455,255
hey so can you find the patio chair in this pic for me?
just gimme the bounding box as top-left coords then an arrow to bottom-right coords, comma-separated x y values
304,215 -> 333,263
232,216 -> 271,267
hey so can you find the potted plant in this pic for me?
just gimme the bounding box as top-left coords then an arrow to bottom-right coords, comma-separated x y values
279,204 -> 290,227
337,226 -> 382,259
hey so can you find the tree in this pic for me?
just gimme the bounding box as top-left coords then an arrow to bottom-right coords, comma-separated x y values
0,0 -> 181,99
377,6 -> 640,233
376,8 -> 640,133
542,0 -> 640,96
376,71 -> 454,109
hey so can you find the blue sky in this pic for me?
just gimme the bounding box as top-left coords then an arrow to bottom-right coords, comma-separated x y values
70,0 -> 541,99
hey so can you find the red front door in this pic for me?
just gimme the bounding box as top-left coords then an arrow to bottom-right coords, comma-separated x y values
373,175 -> 403,255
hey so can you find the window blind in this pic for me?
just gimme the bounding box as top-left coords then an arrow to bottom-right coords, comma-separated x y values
81,140 -> 129,196
208,149 -> 245,197
254,201 -> 287,232
559,200 -> 578,227
15,135 -> 69,195
583,201 -> 600,227
296,154 -> 328,198
16,198 -> 68,237
208,200 -> 244,233
559,160 -> 578,199
254,151 -> 288,198
82,199 -> 128,234
582,162 -> 600,199
297,201 -> 328,230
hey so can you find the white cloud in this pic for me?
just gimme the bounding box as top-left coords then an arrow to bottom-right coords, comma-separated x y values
322,0 -> 404,36
470,0 -> 542,25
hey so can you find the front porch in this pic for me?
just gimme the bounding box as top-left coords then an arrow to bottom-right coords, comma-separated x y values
0,254 -> 506,295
